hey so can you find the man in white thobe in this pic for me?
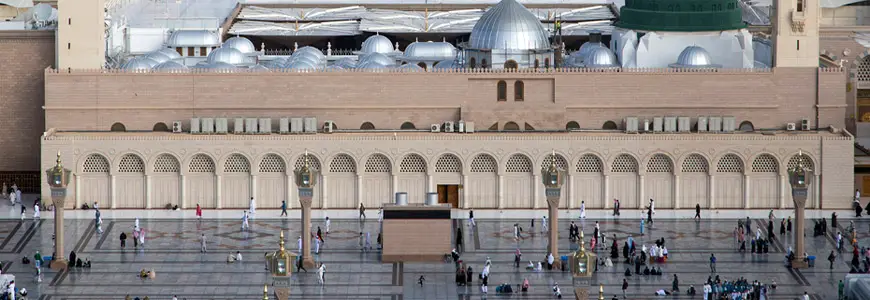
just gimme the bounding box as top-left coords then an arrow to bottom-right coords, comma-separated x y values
325,216 -> 331,234
7,280 -> 15,300
317,264 -> 326,285
33,203 -> 40,219
579,201 -> 586,219
541,216 -> 548,233
297,236 -> 303,254
315,236 -> 321,254
135,218 -> 140,229
241,211 -> 249,231
200,234 -> 207,253
15,188 -> 22,205
649,199 -> 655,214
249,197 -> 256,214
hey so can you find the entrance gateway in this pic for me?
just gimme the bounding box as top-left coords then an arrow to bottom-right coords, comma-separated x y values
437,184 -> 459,208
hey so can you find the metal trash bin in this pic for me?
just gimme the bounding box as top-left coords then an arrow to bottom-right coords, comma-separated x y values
808,256 -> 816,267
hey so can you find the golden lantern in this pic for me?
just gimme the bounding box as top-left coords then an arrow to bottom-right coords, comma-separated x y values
571,230 -> 596,277
267,231 -> 296,276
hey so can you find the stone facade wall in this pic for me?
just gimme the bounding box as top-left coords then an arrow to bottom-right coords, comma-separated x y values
0,31 -> 55,173
382,218 -> 451,262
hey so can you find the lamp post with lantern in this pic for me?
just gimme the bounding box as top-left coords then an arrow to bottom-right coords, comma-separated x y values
541,153 -> 565,268
45,152 -> 71,270
294,152 -> 318,269
266,230 -> 296,300
570,230 -> 597,296
787,151 -> 813,269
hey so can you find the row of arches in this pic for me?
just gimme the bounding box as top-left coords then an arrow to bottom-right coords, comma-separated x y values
75,150 -> 817,210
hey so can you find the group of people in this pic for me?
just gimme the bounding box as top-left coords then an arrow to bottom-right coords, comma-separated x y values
700,276 -> 773,300
119,218 -> 147,249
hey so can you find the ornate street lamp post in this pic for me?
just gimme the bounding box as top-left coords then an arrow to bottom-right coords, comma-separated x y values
45,152 -> 71,270
294,152 -> 318,269
266,230 -> 296,300
787,151 -> 812,269
570,230 -> 597,296
541,153 -> 565,267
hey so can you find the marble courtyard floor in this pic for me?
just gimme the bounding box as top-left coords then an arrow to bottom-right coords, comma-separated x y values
0,205 -> 862,299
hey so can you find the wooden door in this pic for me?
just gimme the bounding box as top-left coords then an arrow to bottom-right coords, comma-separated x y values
437,185 -> 460,208
862,177 -> 870,196
438,185 -> 448,204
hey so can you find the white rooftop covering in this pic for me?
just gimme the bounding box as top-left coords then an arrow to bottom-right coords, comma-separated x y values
0,0 -> 33,8
244,0 -> 610,4
230,20 -> 360,36
110,0 -> 237,29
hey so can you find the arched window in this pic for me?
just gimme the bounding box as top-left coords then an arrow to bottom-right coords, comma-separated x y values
111,122 -> 126,132
738,121 -> 754,132
400,122 -> 416,130
152,122 -> 170,132
481,59 -> 488,68
82,154 -> 110,173
503,122 -> 520,131
497,80 -> 507,101
469,57 -> 477,69
859,56 -> 870,82
534,59 -> 540,69
365,154 -> 392,173
360,122 -> 375,130
504,60 -> 518,69
330,154 -> 357,173
566,121 -> 580,130
417,62 -> 427,70
602,121 -> 618,130
118,154 -> 145,173
514,81 -> 524,101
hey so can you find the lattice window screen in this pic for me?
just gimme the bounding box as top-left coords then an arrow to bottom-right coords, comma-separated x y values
859,56 -> 870,83
224,154 -> 251,173
82,154 -> 110,173
611,154 -> 638,173
717,154 -> 744,173
681,154 -> 708,173
330,154 -> 357,173
294,154 -> 321,171
118,154 -> 144,173
189,154 -> 216,173
365,154 -> 391,173
505,154 -> 532,173
751,154 -> 778,173
400,154 -> 427,173
541,154 -> 568,170
787,154 -> 814,171
259,154 -> 286,173
435,154 -> 462,173
646,154 -> 673,173
154,154 -> 180,173
470,154 -> 497,173
575,154 -> 602,173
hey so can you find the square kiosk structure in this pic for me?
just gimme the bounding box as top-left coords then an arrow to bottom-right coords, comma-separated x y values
381,202 -> 452,263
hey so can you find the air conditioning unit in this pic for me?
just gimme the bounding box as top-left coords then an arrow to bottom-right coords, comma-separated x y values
258,118 -> 272,134
458,120 -> 465,133
172,121 -> 183,133
190,118 -> 200,134
624,117 -> 639,133
279,118 -> 290,134
443,121 -> 455,132
722,116 -> 736,133
215,118 -> 228,134
323,121 -> 335,133
709,116 -> 722,132
290,118 -> 303,134
653,117 -> 663,132
234,118 -> 244,134
786,122 -> 797,131
801,118 -> 811,131
697,116 -> 708,132
303,117 -> 317,133
664,117 -> 677,132
430,124 -> 441,132
244,118 -> 258,134
465,122 -> 475,133
201,118 -> 214,134
678,117 -> 691,133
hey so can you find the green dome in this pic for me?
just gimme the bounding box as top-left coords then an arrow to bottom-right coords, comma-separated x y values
616,0 -> 746,32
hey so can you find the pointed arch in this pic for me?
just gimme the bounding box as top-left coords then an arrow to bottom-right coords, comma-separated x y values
364,153 -> 392,173
329,153 -> 357,173
435,153 -> 462,173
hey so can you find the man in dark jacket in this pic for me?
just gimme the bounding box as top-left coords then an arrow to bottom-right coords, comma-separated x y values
120,232 -> 127,248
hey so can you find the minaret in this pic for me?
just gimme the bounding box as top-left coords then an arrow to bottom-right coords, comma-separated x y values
773,0 -> 819,67
58,0 -> 106,69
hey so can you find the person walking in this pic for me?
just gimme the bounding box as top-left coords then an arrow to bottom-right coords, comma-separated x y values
34,250 -> 42,270
200,234 -> 207,253
469,209 -> 475,227
514,248 -> 522,267
580,201 -> 586,219
640,218 -> 645,236
280,201 -> 287,217
33,202 -> 40,219
514,223 -> 522,241
649,199 -> 655,215
120,231 -> 127,248
241,211 -> 250,231
541,215 -> 548,233
249,197 -> 256,214
95,209 -> 104,234
828,250 -> 836,269
787,216 -> 793,233
671,274 -> 680,293
780,219 -> 786,236
709,253 -> 716,273
359,203 -> 366,220
196,204 -> 202,220
646,207 -> 653,224
314,235 -> 321,254
296,256 -> 307,272
613,199 -> 621,216
297,236 -> 303,255
325,216 -> 331,234
694,204 -> 701,220
317,263 -> 326,285
622,278 -> 628,299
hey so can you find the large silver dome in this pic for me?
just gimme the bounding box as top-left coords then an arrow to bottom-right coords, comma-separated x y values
288,52 -> 323,67
573,42 -> 604,65
403,41 -> 457,60
207,47 -> 246,65
357,61 -> 391,69
121,58 -> 154,71
293,46 -> 325,59
361,34 -> 395,54
286,59 -> 319,70
157,48 -> 182,60
144,51 -> 172,64
223,36 -> 256,54
670,46 -> 721,68
582,47 -> 618,68
358,52 -> 395,66
153,61 -> 189,72
197,62 -> 237,69
334,57 -> 357,69
469,0 -> 550,50
433,59 -> 457,69
166,30 -> 221,47
397,63 -> 425,72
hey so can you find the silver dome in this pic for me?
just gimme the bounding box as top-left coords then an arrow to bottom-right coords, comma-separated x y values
433,59 -> 457,69
403,41 -> 457,60
152,61 -> 189,72
157,48 -> 182,60
121,58 -> 154,71
261,60 -> 285,69
166,30 -> 221,47
293,46 -> 325,59
358,52 -> 395,66
573,42 -> 604,64
582,47 -> 618,68
669,46 -> 721,68
223,36 -> 256,54
286,59 -> 319,70
361,34 -> 395,54
144,51 -> 172,64
469,0 -> 550,50
207,47 -> 246,65
287,53 -> 323,67
197,62 -> 236,69
325,65 -> 345,71
247,64 -> 270,72
397,63 -> 425,72
334,57 -> 357,69
357,61 -> 390,69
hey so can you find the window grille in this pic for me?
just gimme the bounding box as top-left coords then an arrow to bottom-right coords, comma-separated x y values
118,154 -> 145,173
646,154 -> 673,173
330,154 -> 357,173
365,154 -> 391,173
259,154 -> 286,173
82,154 -> 110,173
435,154 -> 462,173
541,154 -> 568,170
189,154 -> 216,173
751,154 -> 778,173
787,154 -> 814,171
294,154 -> 321,171
505,154 -> 532,173
681,154 -> 708,173
575,154 -> 602,173
400,154 -> 427,173
154,154 -> 181,173
611,154 -> 638,173
470,154 -> 497,173
224,154 -> 251,173
717,154 -> 744,173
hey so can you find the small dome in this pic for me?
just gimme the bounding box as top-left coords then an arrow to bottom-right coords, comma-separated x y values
397,63 -> 425,72
583,47 -> 618,68
361,34 -> 395,54
358,52 -> 395,66
403,41 -> 457,60
121,58 -> 153,71
325,65 -> 345,71
197,62 -> 236,70
157,48 -> 182,60
334,57 -> 357,69
153,61 -> 189,72
433,60 -> 457,69
293,46 -> 325,59
248,64 -> 270,72
223,36 -> 256,54
573,42 -> 604,65
144,51 -> 172,64
261,60 -> 285,69
357,61 -> 390,69
469,0 -> 550,50
286,59 -> 319,70
207,47 -> 246,65
670,46 -> 721,68
289,52 -> 324,66
166,30 -> 221,47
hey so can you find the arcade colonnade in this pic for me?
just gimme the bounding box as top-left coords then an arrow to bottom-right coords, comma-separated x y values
70,149 -> 821,210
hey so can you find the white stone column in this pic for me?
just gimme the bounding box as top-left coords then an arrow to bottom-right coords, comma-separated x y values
709,174 -> 716,209
780,174 -> 788,209
462,174 -> 469,209
638,174 -> 645,209
110,175 -> 117,208
215,174 -> 223,209
497,174 -> 504,209
74,174 -> 81,208
744,174 -> 751,208
533,174 -> 540,209
145,175 -> 152,209
391,175 -> 398,197
251,174 -> 258,202
673,174 -> 681,209
813,174 -> 820,208
321,175 -> 329,209
286,173 -> 293,209
180,174 -> 187,209
567,174 -> 575,209
603,174 -> 610,209
427,173 -> 435,193
356,174 -> 363,207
